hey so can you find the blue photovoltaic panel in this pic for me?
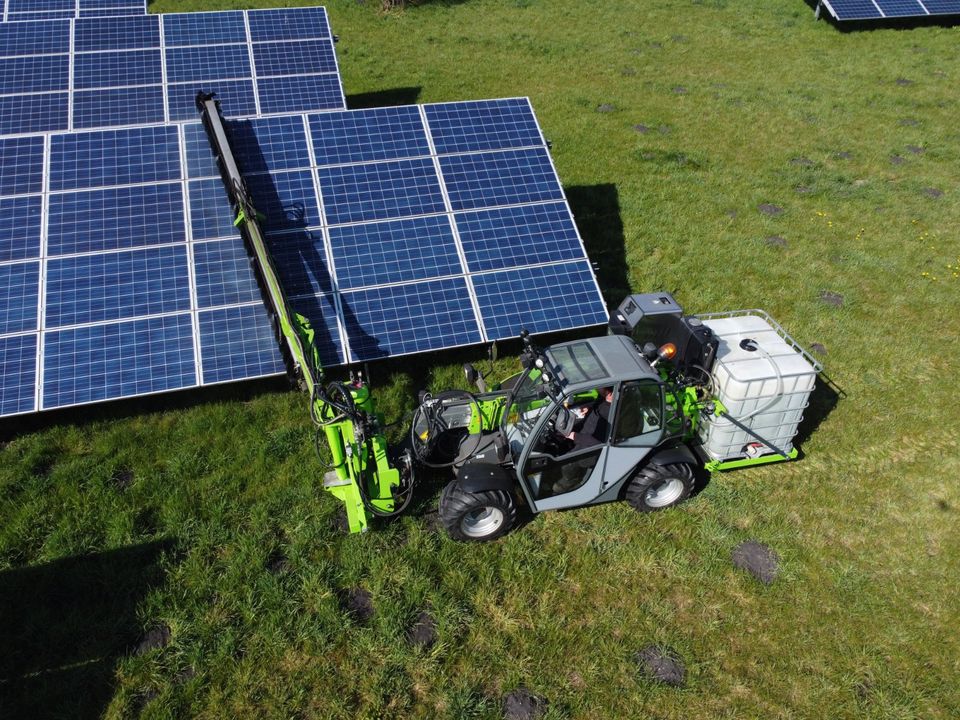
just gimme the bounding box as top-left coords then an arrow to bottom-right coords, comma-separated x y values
0,55 -> 69,94
49,126 -> 181,191
0,93 -> 68,134
247,6 -> 330,42
0,334 -> 36,416
826,0 -> 960,19
73,15 -> 159,52
47,183 -> 185,256
44,245 -> 191,327
309,105 -> 429,166
193,240 -> 261,308
472,261 -> 609,340
73,49 -> 161,89
425,98 -> 544,155
0,261 -> 38,334
72,85 -> 165,129
245,170 -> 321,233
339,278 -> 482,362
875,0 -> 927,15
0,20 -> 70,56
0,196 -> 42,261
329,215 -> 462,290
455,202 -> 585,272
198,305 -> 286,384
7,0 -> 73,11
228,115 -> 310,174
42,313 -> 196,409
187,178 -> 240,242
923,0 -> 960,12
164,44 -> 251,84
7,10 -> 73,19
440,148 -> 565,211
167,79 -> 257,122
183,121 -> 220,179
317,158 -> 446,226
162,12 -> 247,46
266,231 -> 334,297
0,136 -> 43,195
252,40 -> 338,77
257,74 -> 345,115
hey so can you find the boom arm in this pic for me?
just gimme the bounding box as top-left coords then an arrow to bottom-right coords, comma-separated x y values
196,93 -> 413,533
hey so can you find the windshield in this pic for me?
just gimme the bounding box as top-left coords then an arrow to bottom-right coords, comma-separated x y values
501,367 -> 555,456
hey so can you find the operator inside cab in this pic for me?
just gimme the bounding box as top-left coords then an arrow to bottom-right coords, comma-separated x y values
562,386 -> 614,451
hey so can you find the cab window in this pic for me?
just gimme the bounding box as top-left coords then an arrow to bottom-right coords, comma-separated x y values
613,381 -> 663,446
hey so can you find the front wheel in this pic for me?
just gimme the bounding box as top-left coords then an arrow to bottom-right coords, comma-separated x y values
625,462 -> 695,513
439,483 -> 517,542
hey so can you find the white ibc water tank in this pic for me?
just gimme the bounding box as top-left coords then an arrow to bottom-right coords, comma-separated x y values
697,311 -> 821,463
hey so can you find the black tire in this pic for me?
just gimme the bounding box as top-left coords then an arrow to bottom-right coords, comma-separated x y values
625,462 -> 695,513
438,482 -> 517,542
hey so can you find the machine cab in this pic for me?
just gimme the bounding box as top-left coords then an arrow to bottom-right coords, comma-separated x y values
502,336 -> 668,512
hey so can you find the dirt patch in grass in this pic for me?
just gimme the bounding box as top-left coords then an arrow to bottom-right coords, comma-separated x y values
502,687 -> 547,720
634,124 -> 651,134
899,117 -> 919,126
765,235 -> 787,248
266,549 -> 290,574
833,151 -> 852,159
906,144 -> 924,155
110,466 -> 134,491
809,342 -> 828,356
791,157 -> 813,167
635,645 -> 686,687
596,103 -> 616,113
732,540 -> 780,584
758,203 -> 783,216
407,609 -> 438,649
133,623 -> 171,656
338,587 -> 375,623
672,86 -> 688,94
819,290 -> 844,307
890,155 -> 905,165
922,187 -> 943,199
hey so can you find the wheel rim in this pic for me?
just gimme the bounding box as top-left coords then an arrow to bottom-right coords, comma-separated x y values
644,477 -> 685,508
461,506 -> 504,538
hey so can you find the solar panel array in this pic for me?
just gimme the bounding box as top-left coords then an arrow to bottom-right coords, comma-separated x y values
0,8 -> 344,135
185,98 -> 608,366
1,0 -> 145,22
0,7 -> 608,419
822,0 -> 960,20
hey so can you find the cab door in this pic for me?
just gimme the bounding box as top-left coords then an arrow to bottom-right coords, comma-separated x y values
600,380 -> 667,496
517,385 -> 618,512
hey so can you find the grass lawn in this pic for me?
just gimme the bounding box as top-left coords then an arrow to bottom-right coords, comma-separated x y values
2,1 -> 960,718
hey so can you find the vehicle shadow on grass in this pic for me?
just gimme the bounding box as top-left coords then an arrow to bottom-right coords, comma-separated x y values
0,540 -> 174,720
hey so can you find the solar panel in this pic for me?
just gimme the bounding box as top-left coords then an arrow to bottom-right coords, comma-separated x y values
186,97 -> 608,365
823,0 -> 960,20
1,0 -> 145,22
0,8 -> 607,417
0,8 -> 345,136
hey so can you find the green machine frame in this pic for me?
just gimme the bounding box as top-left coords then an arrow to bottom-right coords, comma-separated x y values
197,93 -> 412,533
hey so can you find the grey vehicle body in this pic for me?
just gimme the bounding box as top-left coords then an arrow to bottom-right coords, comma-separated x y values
454,334 -> 695,515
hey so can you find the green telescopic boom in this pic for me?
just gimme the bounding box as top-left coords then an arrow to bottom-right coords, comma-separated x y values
196,93 -> 413,533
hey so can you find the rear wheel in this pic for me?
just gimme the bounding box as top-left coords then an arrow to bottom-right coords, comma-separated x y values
625,462 -> 695,512
439,482 -> 517,542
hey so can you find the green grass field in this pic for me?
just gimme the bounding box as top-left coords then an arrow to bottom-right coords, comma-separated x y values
3,1 -> 960,718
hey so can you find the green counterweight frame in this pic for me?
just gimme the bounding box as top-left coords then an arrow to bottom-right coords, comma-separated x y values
198,93 -> 405,534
